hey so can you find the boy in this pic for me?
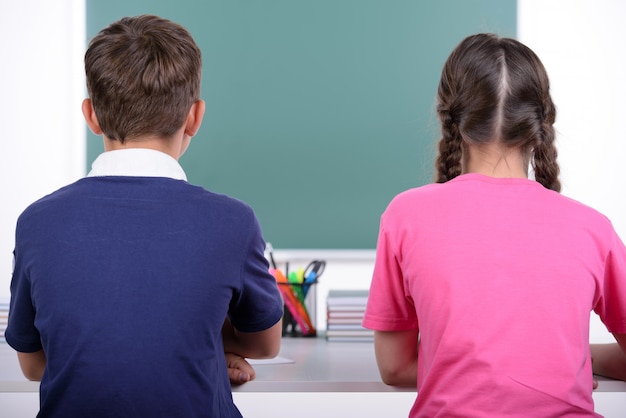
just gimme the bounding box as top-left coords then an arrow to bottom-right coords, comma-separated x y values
6,15 -> 283,417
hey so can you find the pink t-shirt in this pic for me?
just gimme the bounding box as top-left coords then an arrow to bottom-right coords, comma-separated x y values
363,174 -> 626,417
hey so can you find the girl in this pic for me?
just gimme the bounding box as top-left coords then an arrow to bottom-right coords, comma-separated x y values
363,33 -> 626,417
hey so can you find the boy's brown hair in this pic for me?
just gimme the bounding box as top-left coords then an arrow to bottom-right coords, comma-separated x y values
85,14 -> 202,143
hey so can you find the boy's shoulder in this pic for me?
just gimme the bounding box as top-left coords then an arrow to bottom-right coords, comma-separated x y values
19,176 -> 256,224
182,180 -> 256,214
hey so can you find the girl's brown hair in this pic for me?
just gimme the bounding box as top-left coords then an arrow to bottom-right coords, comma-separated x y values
84,15 -> 202,143
434,33 -> 560,192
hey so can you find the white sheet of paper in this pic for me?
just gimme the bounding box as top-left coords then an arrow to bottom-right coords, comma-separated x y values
246,356 -> 295,365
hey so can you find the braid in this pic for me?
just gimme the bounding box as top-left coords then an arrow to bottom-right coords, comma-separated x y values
435,108 -> 463,183
532,120 -> 561,192
529,87 -> 560,192
434,34 -> 502,183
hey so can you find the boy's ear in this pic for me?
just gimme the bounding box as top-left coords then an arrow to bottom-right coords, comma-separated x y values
81,99 -> 103,135
184,100 -> 205,137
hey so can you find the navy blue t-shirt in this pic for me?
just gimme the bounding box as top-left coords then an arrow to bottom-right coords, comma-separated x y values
6,176 -> 284,417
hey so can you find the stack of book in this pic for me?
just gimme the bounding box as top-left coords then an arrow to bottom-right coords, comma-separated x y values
326,289 -> 373,342
0,298 -> 9,343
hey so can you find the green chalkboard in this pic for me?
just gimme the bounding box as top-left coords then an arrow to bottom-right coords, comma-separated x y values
86,0 -> 516,249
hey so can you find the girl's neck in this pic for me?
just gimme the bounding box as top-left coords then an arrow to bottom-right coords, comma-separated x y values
463,142 -> 529,179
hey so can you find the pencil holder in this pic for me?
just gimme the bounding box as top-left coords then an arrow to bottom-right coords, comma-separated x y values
278,281 -> 317,337
266,251 -> 325,337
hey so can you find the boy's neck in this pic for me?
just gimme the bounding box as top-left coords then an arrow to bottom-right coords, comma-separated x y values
103,131 -> 189,161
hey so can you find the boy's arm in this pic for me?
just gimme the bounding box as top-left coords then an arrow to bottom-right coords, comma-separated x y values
222,317 -> 282,359
17,345 -> 262,386
225,352 -> 256,385
17,349 -> 46,381
373,329 -> 419,387
591,333 -> 626,381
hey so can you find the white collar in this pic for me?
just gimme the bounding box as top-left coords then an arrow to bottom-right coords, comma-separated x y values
87,149 -> 187,181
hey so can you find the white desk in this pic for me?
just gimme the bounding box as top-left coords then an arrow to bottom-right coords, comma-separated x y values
234,336 -> 411,393
2,338 -> 626,418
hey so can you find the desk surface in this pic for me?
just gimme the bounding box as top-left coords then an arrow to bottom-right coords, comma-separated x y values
2,338 -> 626,393
234,336 -> 411,393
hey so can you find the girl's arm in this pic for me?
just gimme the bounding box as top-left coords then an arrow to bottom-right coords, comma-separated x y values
373,329 -> 419,387
591,333 -> 626,381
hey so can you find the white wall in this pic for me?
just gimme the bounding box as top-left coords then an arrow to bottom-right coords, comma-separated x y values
0,0 -> 625,342
518,0 -> 626,235
0,0 -> 86,299
1,1 -> 626,417
518,0 -> 626,343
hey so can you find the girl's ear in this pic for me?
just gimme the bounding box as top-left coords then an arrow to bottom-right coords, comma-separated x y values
81,99 -> 103,135
184,100 -> 206,137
